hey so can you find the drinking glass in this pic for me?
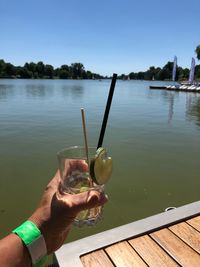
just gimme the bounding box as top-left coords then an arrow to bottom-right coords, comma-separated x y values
57,146 -> 104,227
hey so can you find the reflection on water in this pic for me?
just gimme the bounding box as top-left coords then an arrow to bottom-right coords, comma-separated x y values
168,93 -> 174,124
25,83 -> 53,98
0,83 -> 14,99
153,88 -> 200,128
61,84 -> 84,99
186,93 -> 200,127
0,80 -> 85,100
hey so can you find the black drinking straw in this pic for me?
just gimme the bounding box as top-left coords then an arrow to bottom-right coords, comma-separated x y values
97,73 -> 117,149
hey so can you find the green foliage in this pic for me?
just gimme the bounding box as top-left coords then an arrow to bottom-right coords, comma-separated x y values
118,62 -> 192,81
1,54 -> 200,81
195,45 -> 200,60
195,65 -> 200,79
70,63 -> 84,79
0,60 -> 103,80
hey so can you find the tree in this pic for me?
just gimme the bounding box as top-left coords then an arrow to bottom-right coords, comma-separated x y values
23,63 -> 33,78
85,71 -> 92,79
59,70 -> 69,79
195,65 -> 200,79
157,68 -> 170,80
70,63 -> 85,79
158,61 -> 173,80
44,64 -> 54,78
36,61 -> 45,78
137,72 -> 145,80
129,72 -> 137,79
144,66 -> 157,80
4,63 -> 16,77
18,67 -> 32,78
176,67 -> 189,81
0,59 -> 6,77
58,65 -> 70,79
154,67 -> 161,80
195,45 -> 200,60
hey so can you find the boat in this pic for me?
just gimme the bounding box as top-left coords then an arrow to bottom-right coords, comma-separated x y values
149,56 -> 177,90
149,85 -> 167,89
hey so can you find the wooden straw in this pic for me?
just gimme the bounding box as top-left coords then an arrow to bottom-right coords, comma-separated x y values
81,108 -> 90,165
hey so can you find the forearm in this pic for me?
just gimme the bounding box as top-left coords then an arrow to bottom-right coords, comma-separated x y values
0,170 -> 108,267
0,233 -> 31,267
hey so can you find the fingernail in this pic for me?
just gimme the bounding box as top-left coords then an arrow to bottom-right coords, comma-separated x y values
105,194 -> 109,200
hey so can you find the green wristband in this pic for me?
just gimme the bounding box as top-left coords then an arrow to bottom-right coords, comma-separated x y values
12,220 -> 47,267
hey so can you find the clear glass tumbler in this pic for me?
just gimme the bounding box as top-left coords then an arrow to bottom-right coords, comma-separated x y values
57,146 -> 104,227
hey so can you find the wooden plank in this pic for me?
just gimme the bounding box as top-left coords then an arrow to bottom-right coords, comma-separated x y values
81,249 -> 114,267
55,201 -> 200,267
169,222 -> 200,253
105,241 -> 147,267
129,235 -> 179,267
151,228 -> 200,266
187,215 -> 200,232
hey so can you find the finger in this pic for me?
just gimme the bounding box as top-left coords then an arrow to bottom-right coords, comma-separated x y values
70,159 -> 88,172
45,170 -> 61,192
67,190 -> 108,213
62,159 -> 88,178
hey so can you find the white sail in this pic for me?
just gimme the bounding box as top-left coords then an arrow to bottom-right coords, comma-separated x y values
189,57 -> 195,84
172,56 -> 177,82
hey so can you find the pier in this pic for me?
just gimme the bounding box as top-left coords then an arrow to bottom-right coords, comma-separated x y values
149,84 -> 200,93
54,200 -> 200,266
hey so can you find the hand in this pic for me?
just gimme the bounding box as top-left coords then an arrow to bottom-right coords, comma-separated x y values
29,162 -> 108,254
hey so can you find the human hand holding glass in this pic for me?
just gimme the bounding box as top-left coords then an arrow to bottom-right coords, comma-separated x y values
57,146 -> 112,226
29,169 -> 108,255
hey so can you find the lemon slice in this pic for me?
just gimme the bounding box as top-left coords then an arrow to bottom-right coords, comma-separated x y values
90,147 -> 112,185
79,186 -> 90,193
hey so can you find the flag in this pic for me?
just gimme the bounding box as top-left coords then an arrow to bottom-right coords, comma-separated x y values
189,57 -> 195,84
172,56 -> 177,82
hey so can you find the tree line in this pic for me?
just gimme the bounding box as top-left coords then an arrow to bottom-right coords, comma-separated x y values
0,60 -> 103,80
1,59 -> 200,81
119,45 -> 200,81
119,62 -> 200,81
1,45 -> 200,80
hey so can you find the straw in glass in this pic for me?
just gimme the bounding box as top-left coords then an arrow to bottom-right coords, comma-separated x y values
97,73 -> 117,149
81,108 -> 90,165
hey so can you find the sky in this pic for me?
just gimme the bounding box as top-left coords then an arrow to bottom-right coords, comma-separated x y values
1,0 -> 200,76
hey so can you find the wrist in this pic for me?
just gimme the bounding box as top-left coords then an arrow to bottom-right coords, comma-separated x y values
12,221 -> 47,267
29,208 -> 49,244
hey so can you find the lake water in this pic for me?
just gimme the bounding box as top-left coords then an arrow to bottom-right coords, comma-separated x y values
1,79 -> 200,242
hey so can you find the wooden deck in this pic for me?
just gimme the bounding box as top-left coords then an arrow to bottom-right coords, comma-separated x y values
55,200 -> 200,267
81,215 -> 200,266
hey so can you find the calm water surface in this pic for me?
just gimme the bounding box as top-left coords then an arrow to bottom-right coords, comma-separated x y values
1,79 -> 200,242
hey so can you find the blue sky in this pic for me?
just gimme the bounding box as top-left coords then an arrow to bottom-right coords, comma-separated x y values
1,0 -> 200,76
